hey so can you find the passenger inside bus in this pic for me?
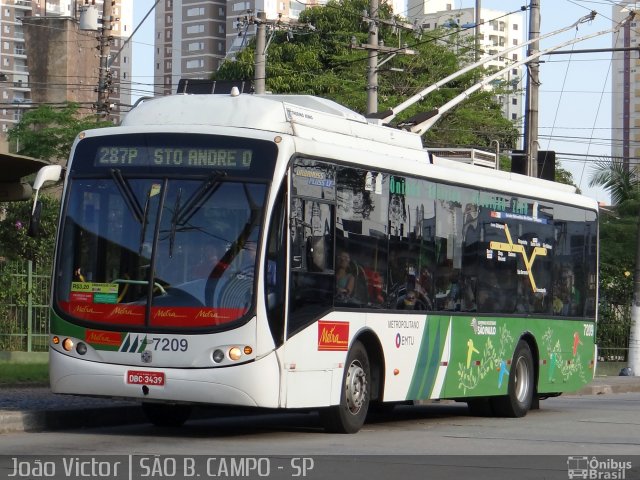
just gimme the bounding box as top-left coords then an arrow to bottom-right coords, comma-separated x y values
396,290 -> 427,310
336,250 -> 355,300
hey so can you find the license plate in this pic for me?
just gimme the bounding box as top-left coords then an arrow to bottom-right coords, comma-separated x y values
126,370 -> 165,386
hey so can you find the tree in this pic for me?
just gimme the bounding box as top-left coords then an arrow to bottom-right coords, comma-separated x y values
214,0 -> 519,152
0,195 -> 60,267
7,103 -> 111,162
589,157 -> 640,375
555,165 -> 580,191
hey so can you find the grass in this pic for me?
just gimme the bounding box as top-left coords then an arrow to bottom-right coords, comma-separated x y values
0,363 -> 49,387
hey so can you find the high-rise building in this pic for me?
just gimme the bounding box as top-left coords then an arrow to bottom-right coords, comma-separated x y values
154,0 -> 332,96
405,1 -> 525,128
0,0 -> 132,153
225,0 -> 291,62
612,1 -> 639,173
154,0 -> 229,96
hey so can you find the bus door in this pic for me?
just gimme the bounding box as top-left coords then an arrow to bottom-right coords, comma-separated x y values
282,159 -> 337,406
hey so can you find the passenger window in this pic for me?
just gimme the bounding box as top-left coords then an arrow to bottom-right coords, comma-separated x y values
431,185 -> 478,312
336,167 -> 389,308
388,176 -> 435,311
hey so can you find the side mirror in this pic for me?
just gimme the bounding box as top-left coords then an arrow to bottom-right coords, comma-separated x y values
28,164 -> 62,238
28,200 -> 42,237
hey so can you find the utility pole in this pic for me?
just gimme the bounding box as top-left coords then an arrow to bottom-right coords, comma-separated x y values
475,0 -> 481,63
354,1 -> 415,116
239,10 -> 312,94
254,12 -> 267,94
96,0 -> 113,118
524,0 -> 540,177
367,0 -> 379,115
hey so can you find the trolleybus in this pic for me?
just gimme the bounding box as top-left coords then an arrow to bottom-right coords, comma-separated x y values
31,91 -> 598,433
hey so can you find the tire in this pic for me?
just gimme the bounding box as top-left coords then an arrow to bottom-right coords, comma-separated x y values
491,340 -> 534,417
321,341 -> 370,433
142,403 -> 192,427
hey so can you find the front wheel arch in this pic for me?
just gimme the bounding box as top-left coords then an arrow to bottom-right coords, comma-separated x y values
320,340 -> 371,433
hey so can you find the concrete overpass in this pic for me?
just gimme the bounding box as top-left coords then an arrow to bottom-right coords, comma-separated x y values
0,152 -> 50,201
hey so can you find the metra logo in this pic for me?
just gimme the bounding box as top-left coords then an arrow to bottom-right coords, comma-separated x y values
72,305 -> 102,315
153,309 -> 185,319
119,334 -> 148,353
318,321 -> 349,351
111,306 -> 143,316
85,330 -> 121,347
195,310 -> 228,319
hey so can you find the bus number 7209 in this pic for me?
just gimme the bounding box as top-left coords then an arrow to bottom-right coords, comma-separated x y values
152,338 -> 188,352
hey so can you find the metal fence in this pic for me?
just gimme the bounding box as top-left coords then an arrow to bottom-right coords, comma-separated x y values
597,303 -> 632,363
0,259 -> 51,352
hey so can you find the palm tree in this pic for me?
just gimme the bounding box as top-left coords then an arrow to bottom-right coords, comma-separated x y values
589,157 -> 639,205
589,157 -> 640,376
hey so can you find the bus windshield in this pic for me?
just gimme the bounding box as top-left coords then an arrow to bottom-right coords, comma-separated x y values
54,133 -> 277,330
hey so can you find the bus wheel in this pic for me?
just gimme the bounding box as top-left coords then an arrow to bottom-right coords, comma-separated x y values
142,403 -> 192,427
321,341 -> 370,433
491,340 -> 534,417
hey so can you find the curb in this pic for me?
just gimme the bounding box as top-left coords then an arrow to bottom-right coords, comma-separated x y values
571,382 -> 640,396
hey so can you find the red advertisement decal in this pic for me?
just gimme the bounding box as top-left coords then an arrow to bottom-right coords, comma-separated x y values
318,321 -> 349,351
85,329 -> 122,347
60,302 -> 246,327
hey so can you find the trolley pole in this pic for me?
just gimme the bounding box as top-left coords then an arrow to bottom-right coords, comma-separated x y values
524,0 -> 540,177
96,0 -> 113,118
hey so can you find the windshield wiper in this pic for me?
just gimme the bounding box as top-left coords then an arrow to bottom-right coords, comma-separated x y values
110,169 -> 143,223
177,170 -> 226,226
138,187 -> 152,255
168,187 -> 182,258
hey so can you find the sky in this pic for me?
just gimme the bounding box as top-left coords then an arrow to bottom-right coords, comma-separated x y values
130,0 -> 623,204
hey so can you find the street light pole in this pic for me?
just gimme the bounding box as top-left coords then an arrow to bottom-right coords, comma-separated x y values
524,0 -> 540,178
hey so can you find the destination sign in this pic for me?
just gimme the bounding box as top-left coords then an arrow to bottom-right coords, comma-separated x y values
95,146 -> 253,169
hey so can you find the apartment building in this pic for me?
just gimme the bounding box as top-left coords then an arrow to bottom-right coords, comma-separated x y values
612,1 -> 640,172
154,0 -> 228,96
0,0 -> 132,153
405,0 -> 525,126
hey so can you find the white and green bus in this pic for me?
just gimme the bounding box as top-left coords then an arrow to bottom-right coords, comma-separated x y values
32,91 -> 598,433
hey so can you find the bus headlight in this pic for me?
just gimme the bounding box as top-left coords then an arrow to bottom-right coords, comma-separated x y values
228,347 -> 242,361
62,338 -> 74,352
76,342 -> 88,355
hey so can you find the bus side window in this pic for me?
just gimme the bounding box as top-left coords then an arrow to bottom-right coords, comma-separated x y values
265,184 -> 287,347
288,198 -> 335,335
